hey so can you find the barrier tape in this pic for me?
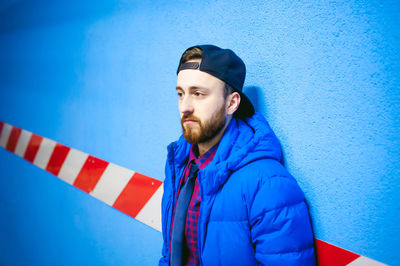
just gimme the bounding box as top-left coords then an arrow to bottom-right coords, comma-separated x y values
0,121 -> 387,266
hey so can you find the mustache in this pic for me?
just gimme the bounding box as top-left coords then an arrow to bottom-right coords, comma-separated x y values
181,115 -> 201,124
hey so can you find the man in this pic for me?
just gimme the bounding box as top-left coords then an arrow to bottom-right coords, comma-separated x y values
159,44 -> 315,265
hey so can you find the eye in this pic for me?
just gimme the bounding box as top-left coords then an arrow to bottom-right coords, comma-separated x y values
177,92 -> 183,98
194,91 -> 203,97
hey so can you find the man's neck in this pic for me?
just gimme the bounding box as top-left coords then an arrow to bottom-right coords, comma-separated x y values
196,118 -> 232,157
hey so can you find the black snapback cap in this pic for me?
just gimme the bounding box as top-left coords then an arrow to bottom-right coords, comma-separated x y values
177,44 -> 255,119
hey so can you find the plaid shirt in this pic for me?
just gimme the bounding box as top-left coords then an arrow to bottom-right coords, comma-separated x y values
170,144 -> 219,266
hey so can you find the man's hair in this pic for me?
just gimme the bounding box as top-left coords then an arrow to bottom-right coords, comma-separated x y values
181,47 -> 233,99
181,46 -> 203,63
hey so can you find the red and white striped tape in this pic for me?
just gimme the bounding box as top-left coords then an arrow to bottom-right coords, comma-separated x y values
316,240 -> 387,266
0,121 -> 387,266
0,121 -> 163,231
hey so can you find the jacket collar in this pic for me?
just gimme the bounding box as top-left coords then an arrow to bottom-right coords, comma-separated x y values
167,113 -> 282,195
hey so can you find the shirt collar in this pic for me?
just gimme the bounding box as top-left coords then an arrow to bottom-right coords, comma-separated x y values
189,143 -> 219,170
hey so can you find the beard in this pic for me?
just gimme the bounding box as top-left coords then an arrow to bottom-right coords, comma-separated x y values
181,104 -> 226,144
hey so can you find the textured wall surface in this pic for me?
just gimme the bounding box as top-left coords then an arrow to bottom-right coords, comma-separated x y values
0,0 -> 399,265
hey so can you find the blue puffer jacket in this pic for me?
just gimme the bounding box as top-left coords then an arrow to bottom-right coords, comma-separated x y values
159,113 -> 315,265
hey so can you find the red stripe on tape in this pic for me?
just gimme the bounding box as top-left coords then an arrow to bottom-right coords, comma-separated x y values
73,155 -> 109,193
113,172 -> 162,218
6,126 -> 22,153
46,143 -> 70,176
316,239 -> 360,266
24,134 -> 43,163
0,121 -> 4,138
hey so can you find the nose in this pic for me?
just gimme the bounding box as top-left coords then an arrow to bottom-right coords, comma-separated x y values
180,94 -> 194,115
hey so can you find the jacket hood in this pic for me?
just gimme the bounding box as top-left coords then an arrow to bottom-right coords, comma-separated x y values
167,112 -> 282,195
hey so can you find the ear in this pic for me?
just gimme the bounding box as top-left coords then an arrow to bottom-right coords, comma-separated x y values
226,92 -> 241,115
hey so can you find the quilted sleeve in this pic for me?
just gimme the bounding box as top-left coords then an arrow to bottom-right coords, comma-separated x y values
159,156 -> 174,266
248,175 -> 316,265
158,186 -> 170,266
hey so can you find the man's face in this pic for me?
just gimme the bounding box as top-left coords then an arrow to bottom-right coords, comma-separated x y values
176,66 -> 227,144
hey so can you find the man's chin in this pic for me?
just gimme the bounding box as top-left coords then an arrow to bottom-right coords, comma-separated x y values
183,134 -> 200,144
183,129 -> 200,144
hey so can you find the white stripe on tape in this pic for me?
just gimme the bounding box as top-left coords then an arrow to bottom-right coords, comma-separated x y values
33,138 -> 56,169
135,183 -> 163,232
14,130 -> 32,157
58,148 -> 88,184
90,163 -> 134,205
0,123 -> 12,148
347,256 -> 388,266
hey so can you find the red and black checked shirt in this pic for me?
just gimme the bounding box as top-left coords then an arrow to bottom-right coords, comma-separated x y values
170,144 -> 219,266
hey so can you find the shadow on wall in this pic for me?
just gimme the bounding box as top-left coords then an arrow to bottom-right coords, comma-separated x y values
244,85 -> 286,166
243,86 -> 267,117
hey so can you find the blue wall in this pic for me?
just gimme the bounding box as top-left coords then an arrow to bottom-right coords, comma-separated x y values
0,0 -> 399,265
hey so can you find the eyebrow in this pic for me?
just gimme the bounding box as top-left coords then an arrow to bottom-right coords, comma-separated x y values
176,86 -> 210,92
